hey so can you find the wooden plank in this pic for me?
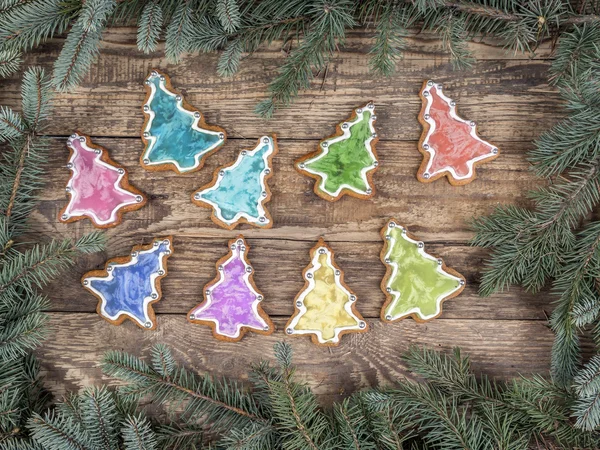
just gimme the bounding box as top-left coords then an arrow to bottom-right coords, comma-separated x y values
78,28 -> 554,60
30,136 -> 546,320
34,138 -> 541,242
0,31 -> 560,141
40,314 -> 561,404
43,236 -> 547,320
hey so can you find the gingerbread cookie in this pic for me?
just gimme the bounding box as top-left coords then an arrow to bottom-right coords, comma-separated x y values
380,220 -> 465,322
82,237 -> 173,330
417,80 -> 499,185
59,133 -> 146,228
285,239 -> 368,346
296,102 -> 379,201
188,236 -> 273,341
192,135 -> 278,229
141,70 -> 226,174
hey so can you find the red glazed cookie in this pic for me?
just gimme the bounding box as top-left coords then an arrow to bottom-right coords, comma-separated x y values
417,80 -> 499,185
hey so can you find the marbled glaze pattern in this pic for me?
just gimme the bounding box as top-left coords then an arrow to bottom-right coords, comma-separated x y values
65,137 -> 139,224
196,144 -> 269,222
145,75 -> 222,170
383,226 -> 462,320
87,241 -> 170,326
425,86 -> 495,178
304,109 -> 376,196
191,242 -> 267,338
295,253 -> 359,341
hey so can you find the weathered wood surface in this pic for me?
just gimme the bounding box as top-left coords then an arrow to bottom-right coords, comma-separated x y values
0,27 -> 561,402
44,314 -> 566,405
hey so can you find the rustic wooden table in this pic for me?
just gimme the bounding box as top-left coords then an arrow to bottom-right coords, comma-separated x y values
0,28 -> 564,404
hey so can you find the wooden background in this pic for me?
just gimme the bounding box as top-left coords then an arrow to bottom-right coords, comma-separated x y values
0,28 -> 566,404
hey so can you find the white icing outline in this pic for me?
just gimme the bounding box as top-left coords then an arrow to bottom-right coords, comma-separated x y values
299,103 -> 377,197
421,81 -> 497,180
83,239 -> 172,328
142,71 -> 224,172
194,136 -> 275,226
190,238 -> 268,339
287,245 -> 365,344
63,134 -> 142,226
383,222 -> 463,321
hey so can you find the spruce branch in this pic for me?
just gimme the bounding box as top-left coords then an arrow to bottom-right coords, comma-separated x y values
28,411 -> 93,450
121,414 -> 157,450
368,2 -> 406,76
0,233 -> 105,296
52,0 -> 116,91
165,0 -> 194,63
155,423 -> 205,449
216,0 -> 241,33
550,221 -> 600,385
261,342 -> 330,450
255,0 -> 355,118
102,345 -> 270,433
136,1 -> 163,54
0,49 -> 21,78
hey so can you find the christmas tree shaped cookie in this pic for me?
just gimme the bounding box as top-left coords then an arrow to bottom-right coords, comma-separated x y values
418,80 -> 499,185
188,236 -> 274,341
296,102 -> 379,201
82,237 -> 173,330
141,70 -> 226,173
380,220 -> 465,322
59,133 -> 146,228
285,239 -> 368,346
192,136 -> 278,229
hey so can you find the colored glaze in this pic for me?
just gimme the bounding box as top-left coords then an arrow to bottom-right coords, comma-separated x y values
383,225 -> 462,320
286,243 -> 367,345
84,240 -> 170,327
302,106 -> 377,197
63,136 -> 140,225
189,239 -> 269,339
193,136 -> 276,228
295,253 -> 358,340
419,82 -> 497,183
143,74 -> 223,171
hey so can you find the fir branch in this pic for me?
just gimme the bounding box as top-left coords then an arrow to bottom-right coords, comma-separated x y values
368,2 -> 406,76
21,66 -> 52,132
28,411 -> 93,450
216,0 -> 241,33
79,387 -> 119,450
0,293 -> 49,362
165,0 -> 194,63
550,221 -> 600,385
52,0 -> 116,91
332,398 -> 378,450
155,423 -> 205,449
263,342 -> 329,450
217,39 -> 242,77
0,233 -> 106,296
122,414 -> 157,450
548,23 -> 600,85
102,345 -> 270,433
573,355 -> 600,430
0,0 -> 71,54
0,106 -> 25,143
0,49 -> 21,78
255,0 -> 355,118
136,1 -> 163,54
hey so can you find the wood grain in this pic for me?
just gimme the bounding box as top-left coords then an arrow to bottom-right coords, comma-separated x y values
41,314 -> 564,404
34,138 -> 541,242
0,31 -> 559,141
0,27 -> 561,403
